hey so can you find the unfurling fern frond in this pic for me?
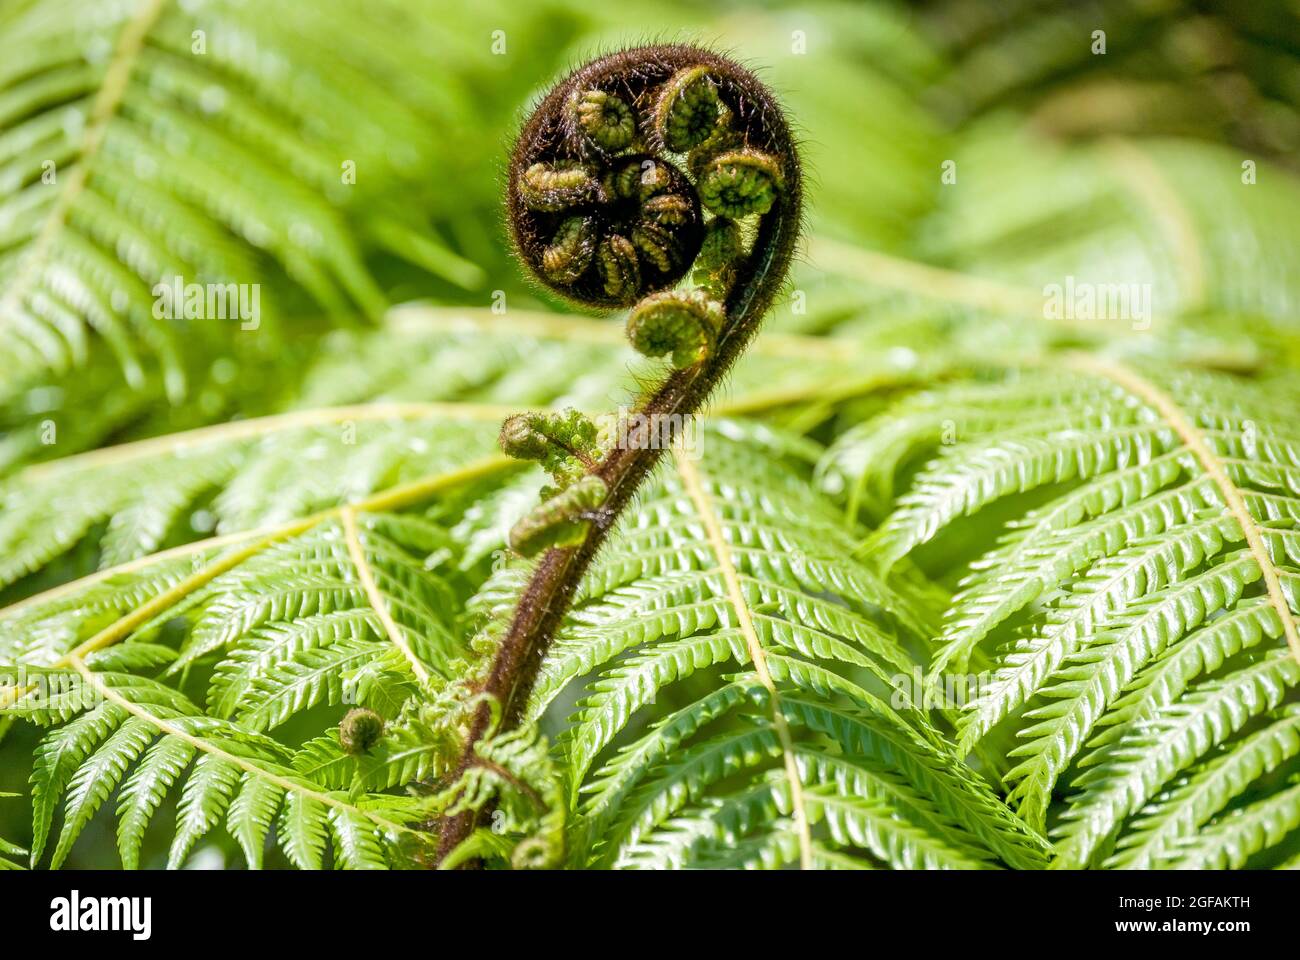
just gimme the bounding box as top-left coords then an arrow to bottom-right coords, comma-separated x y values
833,361 -> 1300,866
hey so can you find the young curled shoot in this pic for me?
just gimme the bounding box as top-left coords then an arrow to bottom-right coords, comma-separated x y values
438,43 -> 803,866
508,476 -> 609,558
339,707 -> 385,755
506,44 -> 796,314
626,289 -> 724,369
698,147 -> 785,218
498,408 -> 599,481
653,65 -> 723,152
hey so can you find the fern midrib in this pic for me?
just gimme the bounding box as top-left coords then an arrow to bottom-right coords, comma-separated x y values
1068,354 -> 1300,665
387,304 -> 862,361
0,454 -> 513,711
340,507 -> 430,683
1101,139 -> 1206,309
0,0 -> 169,320
18,401 -> 518,480
671,445 -> 814,870
66,655 -> 408,834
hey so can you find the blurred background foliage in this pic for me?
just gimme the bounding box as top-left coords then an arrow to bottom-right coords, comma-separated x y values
4,0 -> 1299,475
1,0 -> 1298,865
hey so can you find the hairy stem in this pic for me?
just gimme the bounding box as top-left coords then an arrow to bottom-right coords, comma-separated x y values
435,45 -> 803,865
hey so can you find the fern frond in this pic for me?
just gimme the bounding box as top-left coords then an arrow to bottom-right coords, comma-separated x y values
509,427 -> 1046,870
840,356 -> 1300,862
1000,551 -> 1263,821
1052,650 -> 1300,868
0,437 -> 499,869
0,0 -> 501,398
1165,781 -> 1300,870
1108,707 -> 1300,869
959,512 -> 1243,759
19,661 -> 429,869
873,419 -> 1179,572
0,405 -> 505,599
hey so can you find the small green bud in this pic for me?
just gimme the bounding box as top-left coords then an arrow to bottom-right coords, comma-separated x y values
697,148 -> 785,218
626,290 -> 724,368
569,88 -> 637,152
654,66 -> 722,152
339,707 -> 385,755
499,409 -> 599,471
509,476 -> 608,557
499,414 -> 551,461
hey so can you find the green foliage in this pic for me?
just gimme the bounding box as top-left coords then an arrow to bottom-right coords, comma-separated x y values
0,794 -> 26,870
521,426 -> 1048,869
0,0 -> 501,401
4,505 -> 470,868
826,365 -> 1300,867
3,0 -> 1300,869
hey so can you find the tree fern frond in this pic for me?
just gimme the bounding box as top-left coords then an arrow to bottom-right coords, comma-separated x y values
49,715 -> 156,869
0,405 -> 507,603
203,610 -> 382,720
768,678 -> 1047,869
514,428 -> 1044,870
277,792 -> 329,871
872,419 -> 1179,571
1052,649 -> 1300,868
817,373 -> 1137,519
17,659 -> 431,868
1165,781 -> 1300,870
797,751 -> 995,869
1108,707 -> 1300,869
231,637 -> 408,734
958,511 -> 1244,760
0,489 -> 495,868
225,773 -> 284,871
4,5 -> 1300,872
1090,598 -> 1283,746
1001,552 -> 1263,822
28,700 -> 128,864
835,354 -> 1300,865
931,459 -> 1210,675
0,0 -> 509,397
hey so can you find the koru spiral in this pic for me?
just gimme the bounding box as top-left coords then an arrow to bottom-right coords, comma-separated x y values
507,44 -> 799,365
436,44 -> 802,865
500,44 -> 802,556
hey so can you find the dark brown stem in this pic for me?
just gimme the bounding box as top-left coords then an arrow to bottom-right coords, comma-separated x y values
434,44 -> 803,867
